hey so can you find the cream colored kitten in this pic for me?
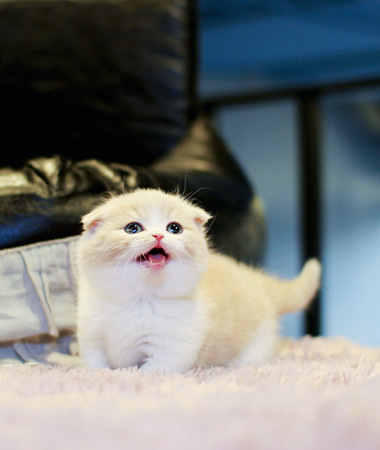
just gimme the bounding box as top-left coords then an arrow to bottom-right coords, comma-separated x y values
76,189 -> 321,373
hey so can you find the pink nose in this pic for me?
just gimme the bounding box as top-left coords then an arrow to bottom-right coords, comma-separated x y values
153,234 -> 164,243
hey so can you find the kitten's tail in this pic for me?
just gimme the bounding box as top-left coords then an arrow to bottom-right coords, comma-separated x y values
272,259 -> 322,315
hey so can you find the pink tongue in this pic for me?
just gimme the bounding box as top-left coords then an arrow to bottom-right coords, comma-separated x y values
148,253 -> 166,265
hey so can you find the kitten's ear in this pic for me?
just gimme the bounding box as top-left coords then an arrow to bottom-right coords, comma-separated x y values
192,206 -> 212,228
81,206 -> 104,234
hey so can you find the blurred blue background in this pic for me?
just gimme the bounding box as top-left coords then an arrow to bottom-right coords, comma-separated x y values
198,0 -> 380,345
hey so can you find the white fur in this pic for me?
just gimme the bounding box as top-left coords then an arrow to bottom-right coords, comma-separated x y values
76,189 -> 321,373
77,264 -> 208,373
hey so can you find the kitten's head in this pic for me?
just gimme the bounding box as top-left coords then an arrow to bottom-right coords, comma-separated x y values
78,189 -> 211,287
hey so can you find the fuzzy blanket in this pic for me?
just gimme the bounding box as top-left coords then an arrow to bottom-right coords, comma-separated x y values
1,336 -> 380,450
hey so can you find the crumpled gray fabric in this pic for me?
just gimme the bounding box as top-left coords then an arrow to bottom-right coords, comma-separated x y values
0,237 -> 79,364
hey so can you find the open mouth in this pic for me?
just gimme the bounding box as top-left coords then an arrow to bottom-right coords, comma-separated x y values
137,247 -> 169,268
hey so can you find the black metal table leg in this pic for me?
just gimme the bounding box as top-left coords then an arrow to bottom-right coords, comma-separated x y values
297,91 -> 322,336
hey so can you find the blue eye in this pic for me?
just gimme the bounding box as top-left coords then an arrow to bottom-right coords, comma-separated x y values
167,222 -> 183,234
125,222 -> 144,234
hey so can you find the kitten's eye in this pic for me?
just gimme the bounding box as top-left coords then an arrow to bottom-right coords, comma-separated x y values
167,222 -> 183,234
125,222 -> 144,234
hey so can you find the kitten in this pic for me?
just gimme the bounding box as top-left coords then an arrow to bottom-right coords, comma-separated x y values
76,189 -> 321,373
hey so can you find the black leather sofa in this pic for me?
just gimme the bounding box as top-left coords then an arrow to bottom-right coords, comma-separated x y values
0,0 -> 265,263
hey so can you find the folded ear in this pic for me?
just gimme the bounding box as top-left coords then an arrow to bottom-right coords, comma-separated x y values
191,205 -> 212,229
81,205 -> 105,234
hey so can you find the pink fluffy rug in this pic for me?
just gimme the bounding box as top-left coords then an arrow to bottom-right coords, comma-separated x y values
1,336 -> 380,449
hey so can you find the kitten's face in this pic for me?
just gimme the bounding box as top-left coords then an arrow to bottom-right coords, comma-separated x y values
78,190 -> 211,282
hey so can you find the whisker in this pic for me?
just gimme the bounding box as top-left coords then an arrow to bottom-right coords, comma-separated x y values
184,186 -> 212,203
205,213 -> 217,235
180,171 -> 188,197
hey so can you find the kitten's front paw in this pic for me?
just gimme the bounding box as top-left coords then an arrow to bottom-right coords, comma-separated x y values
85,360 -> 110,369
139,360 -> 182,374
81,349 -> 110,369
139,361 -> 166,374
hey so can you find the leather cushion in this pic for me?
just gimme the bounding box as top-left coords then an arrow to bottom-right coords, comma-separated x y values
0,0 -> 194,167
